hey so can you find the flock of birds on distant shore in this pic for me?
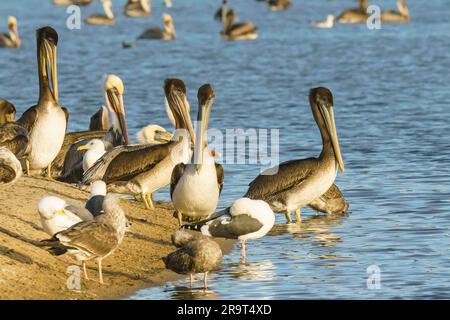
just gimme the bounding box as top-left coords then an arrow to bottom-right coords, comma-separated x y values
0,0 -> 409,289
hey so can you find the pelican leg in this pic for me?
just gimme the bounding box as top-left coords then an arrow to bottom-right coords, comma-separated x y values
145,193 -> 154,209
98,259 -> 104,284
47,164 -> 52,178
203,272 -> 208,290
25,159 -> 30,176
285,210 -> 292,223
189,274 -> 193,288
295,209 -> 302,223
82,261 -> 89,280
177,211 -> 183,226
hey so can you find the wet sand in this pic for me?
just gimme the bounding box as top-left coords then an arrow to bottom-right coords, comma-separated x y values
0,176 -> 233,300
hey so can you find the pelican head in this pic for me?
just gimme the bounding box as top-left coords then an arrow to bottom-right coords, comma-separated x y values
36,26 -> 59,104
309,87 -> 344,173
162,14 -> 175,37
164,79 -> 195,145
398,0 -> 410,18
194,84 -> 215,173
136,125 -> 173,144
104,74 -> 130,145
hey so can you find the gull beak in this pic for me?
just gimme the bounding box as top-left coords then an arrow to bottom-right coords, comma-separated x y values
77,145 -> 89,151
211,150 -> 221,157
56,210 -> 65,215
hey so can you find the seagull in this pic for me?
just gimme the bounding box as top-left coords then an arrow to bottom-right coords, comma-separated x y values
184,198 -> 275,259
40,194 -> 128,284
38,196 -> 94,236
311,15 -> 335,29
77,139 -> 107,172
85,180 -> 107,216
164,229 -> 222,289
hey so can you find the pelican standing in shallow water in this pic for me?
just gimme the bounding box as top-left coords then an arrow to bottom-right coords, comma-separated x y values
85,0 -> 115,25
337,0 -> 369,24
17,26 -> 68,178
171,84 -> 224,225
82,79 -> 195,210
245,87 -> 345,223
0,99 -> 16,124
0,16 -> 21,48
124,0 -> 151,17
138,14 -> 176,40
381,0 -> 410,23
221,9 -> 258,41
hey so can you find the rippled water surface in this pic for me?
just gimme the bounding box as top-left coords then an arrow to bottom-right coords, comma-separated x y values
1,0 -> 450,299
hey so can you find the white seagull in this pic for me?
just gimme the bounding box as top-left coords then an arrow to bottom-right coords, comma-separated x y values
311,15 -> 335,29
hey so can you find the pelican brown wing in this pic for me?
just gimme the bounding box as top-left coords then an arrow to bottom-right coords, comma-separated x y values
0,122 -> 29,158
170,162 -> 185,199
228,22 -> 257,37
245,158 -> 317,200
215,162 -> 224,195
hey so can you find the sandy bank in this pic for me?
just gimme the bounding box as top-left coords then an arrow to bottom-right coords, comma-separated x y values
0,176 -> 233,300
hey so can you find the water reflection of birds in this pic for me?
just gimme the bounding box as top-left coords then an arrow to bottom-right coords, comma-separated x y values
225,260 -> 275,282
168,283 -> 220,300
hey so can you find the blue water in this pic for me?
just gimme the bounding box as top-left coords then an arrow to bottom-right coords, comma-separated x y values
1,0 -> 450,299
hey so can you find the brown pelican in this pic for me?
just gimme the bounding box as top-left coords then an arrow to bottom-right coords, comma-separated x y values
185,198 -> 275,259
245,87 -> 345,223
311,15 -> 335,29
308,184 -> 349,214
164,229 -> 222,289
17,27 -> 68,178
136,124 -> 173,145
89,106 -> 109,131
82,79 -> 195,210
268,0 -> 292,11
221,10 -> 258,41
0,16 -> 21,49
138,14 -> 176,40
38,196 -> 94,236
0,147 -> 22,185
0,122 -> 30,159
53,0 -> 93,6
56,75 -> 130,182
124,0 -> 151,17
381,0 -> 410,23
0,99 -> 16,124
337,0 -> 369,24
85,0 -> 115,25
40,194 -> 127,284
171,84 -> 224,225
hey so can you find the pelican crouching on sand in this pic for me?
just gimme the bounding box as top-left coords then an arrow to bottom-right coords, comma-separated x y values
337,0 -> 369,24
171,84 -> 224,225
82,79 -> 195,210
56,75 -> 130,182
308,184 -> 349,214
381,0 -> 410,23
85,0 -> 115,25
164,229 -> 222,289
185,198 -> 275,259
221,10 -> 257,41
138,14 -> 176,40
0,147 -> 22,185
0,99 -> 16,124
124,0 -> 151,17
40,195 -> 128,284
245,87 -> 345,223
17,26 -> 68,178
0,16 -> 21,48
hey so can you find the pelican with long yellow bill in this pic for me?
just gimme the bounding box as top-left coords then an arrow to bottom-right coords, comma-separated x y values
245,87 -> 345,223
17,26 -> 68,178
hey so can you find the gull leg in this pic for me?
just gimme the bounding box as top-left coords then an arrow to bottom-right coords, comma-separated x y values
295,209 -> 302,223
82,261 -> 89,280
203,272 -> 208,290
25,159 -> 30,176
177,211 -> 183,226
241,240 -> 246,259
98,259 -> 104,284
285,210 -> 292,224
47,164 -> 52,178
